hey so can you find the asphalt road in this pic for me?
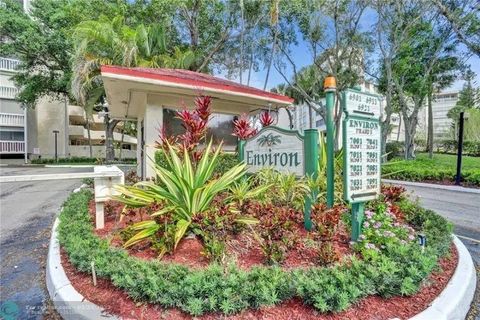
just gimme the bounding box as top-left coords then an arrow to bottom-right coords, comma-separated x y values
0,166 -> 89,319
400,184 -> 480,264
398,183 -> 480,320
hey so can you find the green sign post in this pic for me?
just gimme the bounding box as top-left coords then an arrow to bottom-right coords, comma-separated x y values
342,89 -> 382,241
238,126 -> 318,230
324,77 -> 336,209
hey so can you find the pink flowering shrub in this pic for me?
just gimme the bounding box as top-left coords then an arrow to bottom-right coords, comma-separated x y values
354,203 -> 416,258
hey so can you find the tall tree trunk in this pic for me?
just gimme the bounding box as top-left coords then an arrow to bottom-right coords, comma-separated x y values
263,28 -> 277,90
247,47 -> 253,86
380,93 -> 393,162
86,119 -> 93,158
239,0 -> 244,84
119,121 -> 125,160
105,113 -> 120,163
427,91 -> 434,159
396,114 -> 401,142
403,116 -> 418,160
334,97 -> 341,150
308,105 -> 313,128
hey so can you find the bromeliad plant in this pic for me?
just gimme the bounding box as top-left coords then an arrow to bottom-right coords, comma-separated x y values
115,140 -> 250,253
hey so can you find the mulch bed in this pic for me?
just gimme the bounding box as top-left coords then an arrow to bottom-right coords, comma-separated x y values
61,244 -> 458,320
58,200 -> 460,319
89,200 -> 352,270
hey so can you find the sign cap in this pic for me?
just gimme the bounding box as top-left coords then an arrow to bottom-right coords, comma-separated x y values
324,76 -> 336,91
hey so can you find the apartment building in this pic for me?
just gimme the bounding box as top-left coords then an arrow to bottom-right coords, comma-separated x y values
0,58 -> 137,160
430,91 -> 459,139
0,57 -> 25,157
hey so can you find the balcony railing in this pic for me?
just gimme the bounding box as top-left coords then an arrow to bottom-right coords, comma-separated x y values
0,57 -> 20,72
0,113 -> 24,127
0,141 -> 25,154
0,86 -> 18,99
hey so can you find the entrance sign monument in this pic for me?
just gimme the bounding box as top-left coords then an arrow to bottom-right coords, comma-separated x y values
239,126 -> 319,230
342,89 -> 382,241
242,127 -> 305,176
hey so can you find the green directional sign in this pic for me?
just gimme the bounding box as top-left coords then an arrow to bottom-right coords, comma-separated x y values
342,89 -> 382,241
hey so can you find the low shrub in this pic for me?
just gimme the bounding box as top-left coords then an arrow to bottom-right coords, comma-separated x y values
383,153 -> 480,186
155,150 -> 239,177
31,157 -> 136,164
58,190 -> 453,316
385,141 -> 403,160
434,139 -> 480,156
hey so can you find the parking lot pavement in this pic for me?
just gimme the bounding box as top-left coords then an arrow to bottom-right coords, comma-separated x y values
0,167 -> 89,319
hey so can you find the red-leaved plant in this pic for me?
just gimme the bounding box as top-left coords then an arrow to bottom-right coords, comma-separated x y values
156,95 -> 212,161
381,185 -> 406,202
259,111 -> 274,127
232,114 -> 257,140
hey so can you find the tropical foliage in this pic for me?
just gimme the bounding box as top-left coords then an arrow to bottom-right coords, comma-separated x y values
115,141 -> 248,251
58,185 -> 453,316
232,114 -> 257,140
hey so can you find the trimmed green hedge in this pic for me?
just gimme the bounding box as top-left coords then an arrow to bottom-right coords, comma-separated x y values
155,150 -> 239,176
31,157 -> 136,164
58,190 -> 453,316
383,153 -> 480,186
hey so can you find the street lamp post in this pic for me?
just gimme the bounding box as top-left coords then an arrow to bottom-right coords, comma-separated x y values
53,130 -> 59,162
455,111 -> 467,185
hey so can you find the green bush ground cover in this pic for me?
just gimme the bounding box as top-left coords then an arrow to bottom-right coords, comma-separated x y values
383,152 -> 480,186
58,190 -> 453,316
31,157 -> 136,165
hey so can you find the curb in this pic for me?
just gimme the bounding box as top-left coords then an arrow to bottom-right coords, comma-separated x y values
46,190 -> 118,319
47,221 -> 476,320
45,164 -> 136,168
382,179 -> 480,194
409,236 -> 477,320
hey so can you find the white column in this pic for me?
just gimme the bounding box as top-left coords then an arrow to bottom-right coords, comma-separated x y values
144,97 -> 163,178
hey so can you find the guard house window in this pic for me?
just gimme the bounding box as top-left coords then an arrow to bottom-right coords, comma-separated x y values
163,108 -> 237,150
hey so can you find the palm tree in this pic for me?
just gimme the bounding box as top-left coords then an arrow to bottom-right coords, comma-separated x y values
71,16 -> 196,162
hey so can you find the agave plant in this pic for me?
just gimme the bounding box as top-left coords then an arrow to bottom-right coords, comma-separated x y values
115,140 -> 248,249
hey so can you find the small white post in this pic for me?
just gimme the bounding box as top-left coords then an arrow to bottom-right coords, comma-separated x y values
93,165 -> 124,230
95,202 -> 105,229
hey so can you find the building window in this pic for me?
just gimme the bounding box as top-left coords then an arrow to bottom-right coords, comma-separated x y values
163,108 -> 237,150
316,119 -> 325,127
0,130 -> 24,141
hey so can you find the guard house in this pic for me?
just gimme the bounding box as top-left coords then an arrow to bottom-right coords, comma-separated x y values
101,66 -> 294,178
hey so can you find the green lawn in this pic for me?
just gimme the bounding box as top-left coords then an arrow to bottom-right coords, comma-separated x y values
383,152 -> 480,186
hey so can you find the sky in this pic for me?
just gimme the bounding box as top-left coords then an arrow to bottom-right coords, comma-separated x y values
219,10 -> 480,94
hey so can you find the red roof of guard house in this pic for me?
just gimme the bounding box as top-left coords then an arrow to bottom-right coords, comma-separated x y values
101,65 -> 294,105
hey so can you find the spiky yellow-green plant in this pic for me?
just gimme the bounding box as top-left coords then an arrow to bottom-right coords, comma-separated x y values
115,141 -> 248,249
